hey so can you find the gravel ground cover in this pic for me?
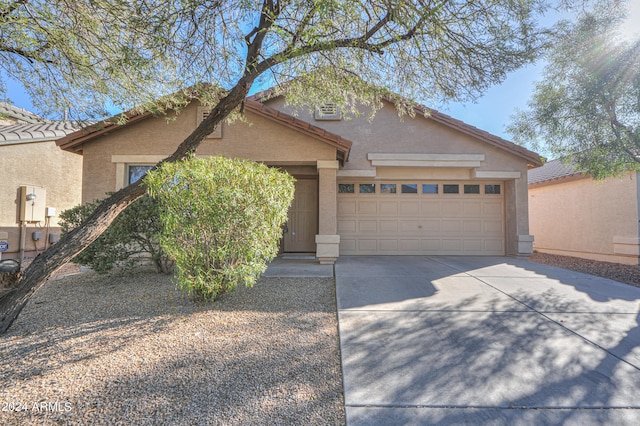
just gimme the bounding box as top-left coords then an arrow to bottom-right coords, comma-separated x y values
529,252 -> 640,288
0,269 -> 345,425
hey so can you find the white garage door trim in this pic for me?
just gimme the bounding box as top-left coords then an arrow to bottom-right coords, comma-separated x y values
337,181 -> 505,255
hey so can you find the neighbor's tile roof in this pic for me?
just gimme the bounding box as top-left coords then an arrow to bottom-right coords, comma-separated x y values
0,121 -> 82,145
528,158 -> 582,184
0,102 -> 45,124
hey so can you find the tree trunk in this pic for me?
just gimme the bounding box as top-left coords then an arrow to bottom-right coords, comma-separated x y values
0,82 -> 252,334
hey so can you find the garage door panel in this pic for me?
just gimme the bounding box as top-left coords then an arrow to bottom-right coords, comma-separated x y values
338,181 -> 504,255
462,201 -> 482,216
338,200 -> 356,215
463,220 -> 483,233
399,239 -> 421,251
442,239 -> 461,251
338,219 -> 357,233
358,239 -> 377,251
422,239 -> 441,251
483,201 -> 503,215
420,202 -> 440,216
379,201 -> 398,215
463,239 -> 483,252
341,239 -> 356,252
441,220 -> 461,233
399,202 -> 420,216
422,220 -> 441,232
483,220 -> 504,233
485,239 -> 504,252
358,201 -> 378,215
358,220 -> 377,233
379,220 -> 398,233
379,239 -> 399,251
400,220 -> 422,233
442,201 -> 462,216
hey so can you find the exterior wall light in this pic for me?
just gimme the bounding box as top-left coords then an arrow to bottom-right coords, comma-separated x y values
26,193 -> 37,201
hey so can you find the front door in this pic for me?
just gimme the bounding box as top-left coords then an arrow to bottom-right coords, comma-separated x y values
284,178 -> 318,252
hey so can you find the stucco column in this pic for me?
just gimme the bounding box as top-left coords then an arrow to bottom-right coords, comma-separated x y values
505,177 -> 534,257
315,160 -> 340,265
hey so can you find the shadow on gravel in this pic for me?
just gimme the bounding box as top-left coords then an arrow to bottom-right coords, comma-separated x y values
0,270 -> 344,425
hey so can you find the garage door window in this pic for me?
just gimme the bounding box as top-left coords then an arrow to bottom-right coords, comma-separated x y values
422,184 -> 438,194
485,184 -> 501,194
464,184 -> 480,194
380,184 -> 396,194
401,184 -> 418,194
443,184 -> 459,194
338,184 -> 355,193
359,183 -> 376,194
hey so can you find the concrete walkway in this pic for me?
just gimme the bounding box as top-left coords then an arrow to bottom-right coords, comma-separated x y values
335,256 -> 640,425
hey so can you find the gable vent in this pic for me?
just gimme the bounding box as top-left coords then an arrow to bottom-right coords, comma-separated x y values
314,103 -> 342,121
196,107 -> 222,138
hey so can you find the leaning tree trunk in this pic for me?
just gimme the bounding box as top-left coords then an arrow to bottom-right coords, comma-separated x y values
0,83 -> 252,334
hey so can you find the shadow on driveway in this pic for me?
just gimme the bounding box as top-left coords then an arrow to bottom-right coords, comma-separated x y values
336,256 -> 640,425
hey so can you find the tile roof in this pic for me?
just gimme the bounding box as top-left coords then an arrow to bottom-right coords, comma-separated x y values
528,158 -> 582,184
0,121 -> 82,145
0,102 -> 45,124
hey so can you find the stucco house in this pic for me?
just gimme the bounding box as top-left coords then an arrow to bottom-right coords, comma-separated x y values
529,159 -> 640,265
0,103 -> 82,264
56,91 -> 541,264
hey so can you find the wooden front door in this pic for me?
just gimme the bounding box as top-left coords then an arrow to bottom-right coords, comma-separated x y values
284,178 -> 318,252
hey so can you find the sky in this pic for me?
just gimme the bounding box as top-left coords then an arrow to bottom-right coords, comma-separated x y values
4,1 -> 640,148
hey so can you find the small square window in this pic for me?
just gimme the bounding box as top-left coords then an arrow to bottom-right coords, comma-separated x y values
338,184 -> 354,193
485,184 -> 501,194
464,184 -> 480,194
380,184 -> 396,194
422,184 -> 438,194
359,183 -> 376,194
401,184 -> 418,194
128,165 -> 154,185
443,184 -> 459,194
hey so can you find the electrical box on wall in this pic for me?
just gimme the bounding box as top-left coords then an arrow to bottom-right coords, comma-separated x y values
19,185 -> 47,223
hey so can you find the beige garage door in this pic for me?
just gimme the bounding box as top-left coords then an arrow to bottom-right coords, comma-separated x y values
337,181 -> 504,255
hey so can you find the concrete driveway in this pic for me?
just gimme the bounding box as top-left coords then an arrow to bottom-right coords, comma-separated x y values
335,256 -> 640,425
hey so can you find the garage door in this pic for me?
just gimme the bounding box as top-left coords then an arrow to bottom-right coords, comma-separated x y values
337,181 -> 504,255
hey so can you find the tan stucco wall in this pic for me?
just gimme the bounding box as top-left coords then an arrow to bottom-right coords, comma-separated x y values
0,141 -> 83,260
529,172 -> 640,264
81,102 -> 336,202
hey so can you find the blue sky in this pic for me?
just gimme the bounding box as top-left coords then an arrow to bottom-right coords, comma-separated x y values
5,1 -> 639,148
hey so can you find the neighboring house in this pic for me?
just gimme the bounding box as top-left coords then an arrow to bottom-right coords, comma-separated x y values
529,159 -> 640,265
56,91 -> 541,264
0,103 -> 83,264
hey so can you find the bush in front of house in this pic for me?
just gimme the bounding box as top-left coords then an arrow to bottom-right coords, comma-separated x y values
145,155 -> 295,300
59,194 -> 173,274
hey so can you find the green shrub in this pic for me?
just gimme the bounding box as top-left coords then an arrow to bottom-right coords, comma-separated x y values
59,195 -> 173,274
145,155 -> 295,300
